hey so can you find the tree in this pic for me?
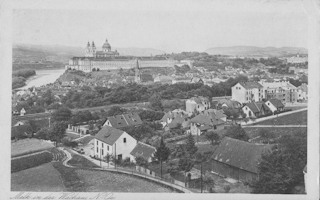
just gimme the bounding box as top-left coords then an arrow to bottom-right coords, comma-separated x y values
51,107 -> 72,122
107,106 -> 125,116
149,93 -> 163,111
178,155 -> 194,186
186,134 -> 198,156
167,160 -> 179,176
223,185 -> 231,193
224,125 -> 249,142
48,121 -> 67,147
153,137 -> 170,178
205,131 -> 220,145
203,172 -> 215,192
135,156 -> 148,168
251,132 -> 307,194
194,152 -> 207,192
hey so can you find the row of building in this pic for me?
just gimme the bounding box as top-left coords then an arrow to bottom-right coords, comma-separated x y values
232,80 -> 308,104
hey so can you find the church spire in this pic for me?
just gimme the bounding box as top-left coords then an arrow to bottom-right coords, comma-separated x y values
87,41 -> 90,47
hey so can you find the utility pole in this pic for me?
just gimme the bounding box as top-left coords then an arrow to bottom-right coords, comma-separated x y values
100,148 -> 102,167
200,162 -> 203,193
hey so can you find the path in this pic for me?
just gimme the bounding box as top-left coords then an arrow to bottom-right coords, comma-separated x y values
241,108 -> 307,126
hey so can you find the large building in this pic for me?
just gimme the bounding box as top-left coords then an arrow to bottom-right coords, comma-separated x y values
66,38 -> 177,72
231,82 -> 265,104
259,80 -> 298,103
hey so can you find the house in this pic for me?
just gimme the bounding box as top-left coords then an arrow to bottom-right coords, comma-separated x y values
297,83 -> 308,101
185,96 -> 211,114
20,108 -> 26,116
94,126 -> 137,161
265,99 -> 285,113
12,119 -> 25,127
130,142 -> 157,163
231,82 -> 264,103
103,113 -> 143,128
203,109 -> 227,121
217,99 -> 242,110
190,77 -> 203,84
11,124 -> 34,140
242,101 -> 271,118
153,75 -> 173,84
160,110 -> 190,129
259,80 -> 298,103
211,137 -> 273,182
190,112 -> 225,136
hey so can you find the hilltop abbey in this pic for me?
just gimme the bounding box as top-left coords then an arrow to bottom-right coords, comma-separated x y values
65,38 -> 176,72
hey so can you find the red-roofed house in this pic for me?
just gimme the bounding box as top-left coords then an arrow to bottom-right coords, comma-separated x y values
211,137 -> 273,182
94,126 -> 137,161
232,82 -> 265,103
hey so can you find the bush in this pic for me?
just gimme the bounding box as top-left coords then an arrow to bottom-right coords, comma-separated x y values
11,151 -> 53,173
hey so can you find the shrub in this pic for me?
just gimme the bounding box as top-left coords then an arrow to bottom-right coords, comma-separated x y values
11,151 -> 53,173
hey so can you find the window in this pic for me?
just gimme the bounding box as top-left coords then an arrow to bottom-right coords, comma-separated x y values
96,140 -> 98,145
102,149 -> 104,155
123,138 -> 126,143
214,125 -> 217,130
102,143 -> 104,148
96,147 -> 98,153
107,146 -> 109,151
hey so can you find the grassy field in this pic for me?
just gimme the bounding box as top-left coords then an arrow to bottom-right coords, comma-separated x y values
255,110 -> 307,125
11,162 -> 65,192
67,152 -> 100,168
244,127 -> 307,139
11,138 -> 54,157
76,169 -> 176,192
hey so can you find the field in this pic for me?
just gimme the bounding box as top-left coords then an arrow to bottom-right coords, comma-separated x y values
255,110 -> 307,125
76,169 -> 176,193
244,127 -> 307,139
67,151 -> 100,168
11,138 -> 54,157
11,162 -> 65,192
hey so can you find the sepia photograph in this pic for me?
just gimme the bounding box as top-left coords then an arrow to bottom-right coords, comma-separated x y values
1,0 -> 319,199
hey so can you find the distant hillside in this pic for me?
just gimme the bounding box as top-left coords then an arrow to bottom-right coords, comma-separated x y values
205,46 -> 308,57
13,43 -> 166,60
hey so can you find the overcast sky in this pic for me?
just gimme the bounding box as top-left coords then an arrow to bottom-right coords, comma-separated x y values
12,0 -> 308,53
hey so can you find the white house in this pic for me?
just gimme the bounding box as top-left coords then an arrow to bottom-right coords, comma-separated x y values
185,96 -> 211,114
20,108 -> 26,116
130,142 -> 156,163
265,99 -> 285,113
231,82 -> 264,104
94,126 -> 137,161
103,113 -> 143,129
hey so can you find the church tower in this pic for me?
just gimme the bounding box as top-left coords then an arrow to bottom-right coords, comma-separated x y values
91,41 -> 96,58
135,59 -> 141,83
85,41 -> 91,57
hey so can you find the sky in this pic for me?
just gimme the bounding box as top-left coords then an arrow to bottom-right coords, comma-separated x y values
12,0 -> 308,53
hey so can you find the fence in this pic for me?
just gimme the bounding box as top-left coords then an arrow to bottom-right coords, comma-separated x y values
101,165 -> 192,193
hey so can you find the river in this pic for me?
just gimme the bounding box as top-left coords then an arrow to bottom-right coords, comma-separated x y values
20,69 -> 66,89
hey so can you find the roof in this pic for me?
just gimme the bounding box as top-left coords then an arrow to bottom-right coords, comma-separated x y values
219,99 -> 241,109
255,101 -> 271,113
189,96 -> 210,104
268,99 -> 284,108
238,82 -> 263,89
245,102 -> 260,114
95,126 -> 126,145
11,124 -> 33,139
130,142 -> 156,160
211,137 -> 273,173
203,109 -> 227,119
106,113 -> 142,129
190,113 -> 225,126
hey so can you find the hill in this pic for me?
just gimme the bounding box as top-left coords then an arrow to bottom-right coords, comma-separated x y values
205,46 -> 308,57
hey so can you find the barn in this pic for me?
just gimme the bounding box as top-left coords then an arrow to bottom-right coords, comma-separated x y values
211,137 -> 273,182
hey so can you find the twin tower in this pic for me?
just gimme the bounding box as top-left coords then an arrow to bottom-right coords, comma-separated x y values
85,38 -> 118,58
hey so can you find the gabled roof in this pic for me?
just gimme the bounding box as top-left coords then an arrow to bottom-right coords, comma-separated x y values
190,113 -> 225,126
268,99 -> 284,108
95,126 -> 126,145
106,113 -> 142,129
211,137 -> 273,173
203,109 -> 227,119
245,102 -> 260,114
238,82 -> 263,89
130,142 -> 156,160
255,101 -> 271,112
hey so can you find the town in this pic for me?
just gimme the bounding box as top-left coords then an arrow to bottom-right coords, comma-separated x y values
11,39 -> 308,194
